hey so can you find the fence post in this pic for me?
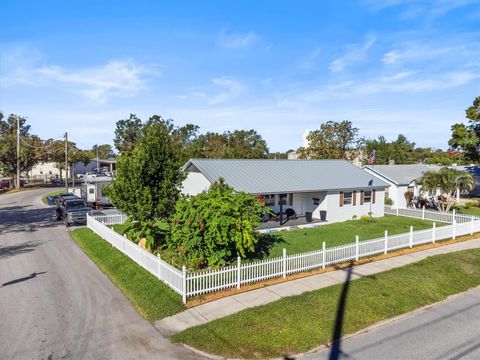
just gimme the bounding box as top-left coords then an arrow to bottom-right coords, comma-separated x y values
396,207 -> 399,216
384,230 -> 388,255
322,242 -> 326,269
409,226 -> 413,248
422,206 -> 425,220
471,217 -> 474,236
237,256 -> 241,289
432,222 -> 436,243
157,254 -> 161,278
123,234 -> 127,254
282,248 -> 287,278
453,219 -> 456,240
182,266 -> 187,304
452,209 -> 456,224
355,235 -> 359,261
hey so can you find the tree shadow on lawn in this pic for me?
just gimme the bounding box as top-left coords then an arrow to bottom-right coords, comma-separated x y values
251,233 -> 286,259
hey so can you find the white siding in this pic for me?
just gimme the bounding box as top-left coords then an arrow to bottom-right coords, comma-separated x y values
323,189 -> 385,222
182,172 -> 211,196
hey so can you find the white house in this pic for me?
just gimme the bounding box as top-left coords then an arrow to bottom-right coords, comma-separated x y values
363,164 -> 443,208
182,159 -> 388,224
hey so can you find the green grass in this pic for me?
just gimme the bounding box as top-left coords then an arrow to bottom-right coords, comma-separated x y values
262,215 -> 444,258
70,228 -> 184,322
41,189 -> 64,204
173,249 -> 480,359
455,206 -> 480,216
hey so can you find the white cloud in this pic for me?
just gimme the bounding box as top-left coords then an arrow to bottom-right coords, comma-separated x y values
382,42 -> 474,65
2,59 -> 154,103
208,78 -> 245,104
329,35 -> 376,72
218,29 -> 258,49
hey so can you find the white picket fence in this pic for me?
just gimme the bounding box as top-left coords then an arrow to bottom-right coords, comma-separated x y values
384,206 -> 480,224
87,211 -> 480,303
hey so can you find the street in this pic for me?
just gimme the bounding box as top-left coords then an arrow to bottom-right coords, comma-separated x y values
303,286 -> 480,360
0,188 -> 203,360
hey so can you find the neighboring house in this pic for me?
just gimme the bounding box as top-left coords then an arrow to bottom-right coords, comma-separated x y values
74,158 -> 116,175
182,159 -> 388,223
363,164 -> 443,208
27,162 -> 70,181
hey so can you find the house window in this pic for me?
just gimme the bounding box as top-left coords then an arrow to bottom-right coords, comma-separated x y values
279,193 -> 293,206
89,188 -> 95,194
343,191 -> 353,206
263,194 -> 275,206
385,187 -> 390,199
363,190 -> 372,203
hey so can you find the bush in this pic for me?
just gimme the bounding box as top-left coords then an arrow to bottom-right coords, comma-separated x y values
168,179 -> 266,269
360,215 -> 375,223
465,201 -> 474,209
384,197 -> 393,205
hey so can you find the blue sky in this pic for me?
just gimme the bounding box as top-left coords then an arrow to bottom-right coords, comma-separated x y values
1,0 -> 479,152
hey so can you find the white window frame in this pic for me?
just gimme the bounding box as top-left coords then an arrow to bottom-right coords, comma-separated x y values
343,191 -> 353,206
263,194 -> 275,206
364,190 -> 372,203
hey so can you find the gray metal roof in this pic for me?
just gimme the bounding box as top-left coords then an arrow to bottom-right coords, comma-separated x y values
363,164 -> 442,185
184,159 -> 388,194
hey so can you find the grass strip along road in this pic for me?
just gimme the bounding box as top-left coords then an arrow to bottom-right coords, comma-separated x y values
173,249 -> 480,359
70,228 -> 184,322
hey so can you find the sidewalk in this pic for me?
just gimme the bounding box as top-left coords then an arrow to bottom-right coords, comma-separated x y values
155,238 -> 480,336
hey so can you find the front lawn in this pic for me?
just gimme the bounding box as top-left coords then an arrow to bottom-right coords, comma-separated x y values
454,206 -> 480,216
262,215 -> 444,258
173,248 -> 480,359
70,228 -> 184,322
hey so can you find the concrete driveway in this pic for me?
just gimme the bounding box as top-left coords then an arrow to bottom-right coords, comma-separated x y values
0,188 -> 204,360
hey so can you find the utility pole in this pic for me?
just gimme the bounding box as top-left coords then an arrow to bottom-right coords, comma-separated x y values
65,132 -> 68,193
16,117 -> 20,190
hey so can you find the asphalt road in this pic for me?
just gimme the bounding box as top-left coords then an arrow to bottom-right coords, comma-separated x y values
303,286 -> 480,360
0,188 -> 204,360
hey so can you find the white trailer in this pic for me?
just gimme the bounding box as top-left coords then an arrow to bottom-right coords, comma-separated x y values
81,178 -> 112,207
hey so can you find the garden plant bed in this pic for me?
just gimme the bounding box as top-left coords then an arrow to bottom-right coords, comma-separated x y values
173,247 -> 480,359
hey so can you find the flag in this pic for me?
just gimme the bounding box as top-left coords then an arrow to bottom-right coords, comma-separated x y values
368,149 -> 376,165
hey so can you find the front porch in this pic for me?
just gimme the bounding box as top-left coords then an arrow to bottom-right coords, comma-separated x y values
258,215 -> 326,233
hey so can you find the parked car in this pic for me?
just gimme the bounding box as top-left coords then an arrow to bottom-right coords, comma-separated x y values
56,197 -> 90,226
47,192 -> 75,206
0,179 -> 11,190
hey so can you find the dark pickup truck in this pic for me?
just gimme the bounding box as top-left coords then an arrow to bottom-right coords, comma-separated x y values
56,198 -> 91,226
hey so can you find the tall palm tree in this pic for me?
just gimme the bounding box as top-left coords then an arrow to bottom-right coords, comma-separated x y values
418,167 -> 475,212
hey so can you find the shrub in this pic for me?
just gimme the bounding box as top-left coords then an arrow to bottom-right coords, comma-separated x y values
384,197 -> 393,205
360,215 -> 375,223
168,179 -> 267,269
465,201 -> 474,209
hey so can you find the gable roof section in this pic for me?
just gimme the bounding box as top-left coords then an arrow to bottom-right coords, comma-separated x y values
184,159 -> 388,194
363,164 -> 442,186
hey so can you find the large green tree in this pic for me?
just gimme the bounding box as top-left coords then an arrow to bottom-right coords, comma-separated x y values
0,113 -> 41,186
449,96 -> 480,162
40,139 -> 91,180
169,179 -> 266,269
297,120 -> 360,159
113,113 -> 143,154
193,129 -> 269,159
364,134 -> 418,165
107,119 -> 185,222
